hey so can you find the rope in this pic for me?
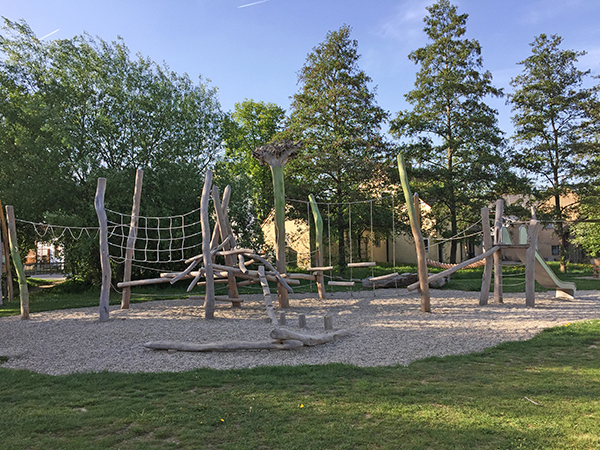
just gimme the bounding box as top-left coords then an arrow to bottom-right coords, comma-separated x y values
16,219 -> 101,240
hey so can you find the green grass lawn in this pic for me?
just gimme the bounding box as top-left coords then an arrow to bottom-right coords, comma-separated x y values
1,320 -> 599,449
1,266 -> 599,448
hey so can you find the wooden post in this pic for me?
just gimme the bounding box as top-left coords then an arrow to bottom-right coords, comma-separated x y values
397,153 -> 430,312
525,220 -> 540,307
121,168 -> 143,309
0,199 -> 14,302
94,179 -> 111,322
5,206 -> 28,319
308,194 -> 326,299
493,199 -> 504,304
201,170 -> 216,319
479,207 -> 493,306
212,185 -> 240,307
252,141 -> 301,308
258,265 -> 278,323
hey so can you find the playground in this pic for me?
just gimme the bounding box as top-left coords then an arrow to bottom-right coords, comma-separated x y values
2,287 -> 600,375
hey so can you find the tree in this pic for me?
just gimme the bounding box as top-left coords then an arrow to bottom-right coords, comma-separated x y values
219,99 -> 286,222
284,25 -> 390,269
0,18 -> 224,282
390,0 -> 514,263
508,33 -> 599,270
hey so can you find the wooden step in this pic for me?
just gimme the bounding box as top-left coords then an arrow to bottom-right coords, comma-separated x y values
347,262 -> 376,268
328,281 -> 355,287
308,266 -> 334,272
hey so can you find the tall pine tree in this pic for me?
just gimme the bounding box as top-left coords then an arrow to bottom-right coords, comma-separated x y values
509,34 -> 599,270
284,25 -> 390,269
391,0 -> 514,263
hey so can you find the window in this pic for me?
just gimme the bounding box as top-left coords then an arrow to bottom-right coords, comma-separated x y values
424,238 -> 430,253
551,245 -> 560,256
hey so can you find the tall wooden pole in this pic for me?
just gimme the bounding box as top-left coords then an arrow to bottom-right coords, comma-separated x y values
479,207 -> 493,306
121,168 -> 143,309
493,199 -> 504,304
201,170 -> 215,319
308,194 -> 326,299
94,178 -> 111,322
252,141 -> 301,309
270,164 -> 289,308
212,184 -> 240,307
525,220 -> 540,307
0,199 -> 14,302
397,153 -> 430,312
6,205 -> 29,319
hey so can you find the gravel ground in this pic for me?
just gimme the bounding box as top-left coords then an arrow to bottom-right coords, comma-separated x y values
1,288 -> 599,376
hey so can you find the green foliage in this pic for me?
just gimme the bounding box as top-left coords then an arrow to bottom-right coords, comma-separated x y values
391,1 -> 521,263
284,25 -> 392,269
509,34 -> 599,266
0,18 -> 224,283
1,321 -> 599,448
220,99 -> 286,222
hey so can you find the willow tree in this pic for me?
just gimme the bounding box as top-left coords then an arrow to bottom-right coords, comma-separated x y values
284,25 -> 389,270
509,34 -> 599,270
390,0 -> 512,263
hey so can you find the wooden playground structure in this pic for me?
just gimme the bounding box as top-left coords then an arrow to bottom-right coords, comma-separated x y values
397,154 -> 576,312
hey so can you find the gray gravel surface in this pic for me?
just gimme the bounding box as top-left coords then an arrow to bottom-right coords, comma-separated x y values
1,288 -> 599,375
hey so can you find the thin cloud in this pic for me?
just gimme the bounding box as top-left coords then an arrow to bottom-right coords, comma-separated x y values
238,0 -> 270,8
40,28 -> 60,40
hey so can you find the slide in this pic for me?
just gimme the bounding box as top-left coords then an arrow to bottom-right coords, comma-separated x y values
501,227 -> 576,299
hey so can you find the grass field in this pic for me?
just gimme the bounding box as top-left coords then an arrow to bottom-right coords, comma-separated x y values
1,265 -> 599,449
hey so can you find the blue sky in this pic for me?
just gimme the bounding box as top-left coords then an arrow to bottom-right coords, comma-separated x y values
2,0 -> 599,137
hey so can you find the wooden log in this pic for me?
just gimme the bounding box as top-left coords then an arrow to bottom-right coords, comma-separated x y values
212,185 -> 240,306
213,265 -> 301,285
258,266 -> 278,323
271,164 -> 289,308
201,170 -> 215,319
324,315 -> 333,330
121,168 -> 143,310
215,248 -> 254,257
525,220 -> 540,308
0,199 -> 14,302
239,252 -> 294,293
479,207 -> 493,306
186,267 -> 206,292
6,205 -> 29,319
347,262 -> 376,268
94,179 -> 110,322
278,312 -> 287,326
308,194 -> 326,299
170,259 -> 199,284
143,339 -> 304,352
220,185 -> 248,275
283,273 -> 316,281
328,281 -> 355,287
493,199 -> 504,304
407,246 -> 500,292
398,153 -> 431,312
118,277 -> 185,288
269,328 -> 350,346
308,266 -> 334,272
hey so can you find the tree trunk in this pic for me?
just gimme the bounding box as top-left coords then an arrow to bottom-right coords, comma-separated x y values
337,196 -> 346,273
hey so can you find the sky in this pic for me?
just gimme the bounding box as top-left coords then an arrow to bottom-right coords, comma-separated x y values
1,0 -> 600,137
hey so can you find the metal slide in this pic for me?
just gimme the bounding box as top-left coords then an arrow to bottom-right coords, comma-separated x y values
501,226 -> 576,299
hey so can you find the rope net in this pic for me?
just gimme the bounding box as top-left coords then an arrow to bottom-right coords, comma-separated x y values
105,207 -> 202,264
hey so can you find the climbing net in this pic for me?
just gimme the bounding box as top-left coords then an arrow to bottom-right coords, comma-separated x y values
105,207 -> 202,265
16,219 -> 100,241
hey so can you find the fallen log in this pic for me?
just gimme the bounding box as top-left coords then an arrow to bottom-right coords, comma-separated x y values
143,339 -> 304,352
269,328 -> 350,346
